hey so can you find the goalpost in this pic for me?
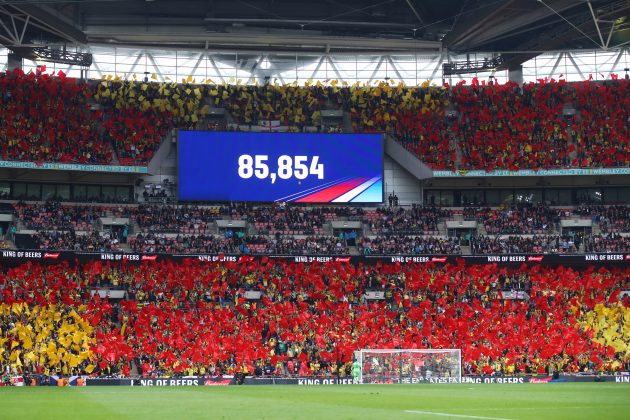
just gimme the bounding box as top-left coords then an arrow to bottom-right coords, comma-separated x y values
356,349 -> 462,384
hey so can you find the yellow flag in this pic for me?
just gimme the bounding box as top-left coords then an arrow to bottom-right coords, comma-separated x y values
69,354 -> 80,368
47,341 -> 57,358
23,336 -> 33,350
12,302 -> 22,315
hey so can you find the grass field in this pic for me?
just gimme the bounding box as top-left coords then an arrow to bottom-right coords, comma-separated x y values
1,383 -> 628,419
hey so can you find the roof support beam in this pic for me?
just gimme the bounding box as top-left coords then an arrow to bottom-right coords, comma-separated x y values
443,0 -> 582,52
587,0 -> 606,48
403,0 -> 425,26
0,14 -> 18,45
605,18 -> 616,48
12,3 -> 87,44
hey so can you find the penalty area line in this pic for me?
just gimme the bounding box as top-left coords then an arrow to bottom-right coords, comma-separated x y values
404,410 -> 512,420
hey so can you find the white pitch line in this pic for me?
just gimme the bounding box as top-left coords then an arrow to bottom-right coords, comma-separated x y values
456,407 -> 591,411
404,410 -> 512,420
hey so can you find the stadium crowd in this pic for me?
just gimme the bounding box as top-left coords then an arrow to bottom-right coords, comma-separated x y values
0,69 -> 112,164
451,79 -> 570,170
129,233 -> 348,255
365,206 -> 450,235
14,201 -> 129,231
32,231 -> 122,252
133,204 -> 229,233
470,235 -> 578,255
1,69 -> 627,170
248,206 -> 356,236
359,236 -> 461,255
471,205 -> 560,234
583,234 -> 630,253
0,259 -> 627,379
573,204 -> 630,234
5,201 -> 629,254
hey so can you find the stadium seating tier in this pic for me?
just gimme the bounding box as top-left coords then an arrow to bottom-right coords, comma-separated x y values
1,260 -> 627,378
0,70 -> 627,170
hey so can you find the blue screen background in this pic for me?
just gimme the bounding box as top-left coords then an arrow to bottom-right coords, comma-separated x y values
177,131 -> 383,202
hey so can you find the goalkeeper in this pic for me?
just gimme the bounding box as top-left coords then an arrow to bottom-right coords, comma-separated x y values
352,358 -> 361,382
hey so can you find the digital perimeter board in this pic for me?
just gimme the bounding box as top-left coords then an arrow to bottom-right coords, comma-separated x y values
178,131 -> 383,203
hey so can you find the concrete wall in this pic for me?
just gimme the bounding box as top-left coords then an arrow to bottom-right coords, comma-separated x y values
508,66 -> 523,85
383,155 -> 423,205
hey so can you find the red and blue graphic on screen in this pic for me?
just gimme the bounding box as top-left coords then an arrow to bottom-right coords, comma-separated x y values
178,131 -> 383,203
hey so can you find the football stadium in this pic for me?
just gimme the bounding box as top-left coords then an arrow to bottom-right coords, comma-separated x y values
0,0 -> 629,418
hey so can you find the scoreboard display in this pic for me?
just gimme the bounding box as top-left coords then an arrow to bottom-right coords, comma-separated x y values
178,131 -> 383,203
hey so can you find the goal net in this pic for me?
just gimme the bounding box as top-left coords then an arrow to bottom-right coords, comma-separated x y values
356,349 -> 461,384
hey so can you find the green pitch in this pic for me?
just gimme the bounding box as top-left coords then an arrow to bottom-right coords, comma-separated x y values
1,383 -> 628,419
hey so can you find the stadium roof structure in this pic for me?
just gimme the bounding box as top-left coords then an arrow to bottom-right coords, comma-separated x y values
0,0 -> 629,68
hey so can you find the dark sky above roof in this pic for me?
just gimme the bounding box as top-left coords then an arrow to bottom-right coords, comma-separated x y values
0,0 -> 628,62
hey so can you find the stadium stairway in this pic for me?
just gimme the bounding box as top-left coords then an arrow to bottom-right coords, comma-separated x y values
322,221 -> 333,236
208,222 -> 220,235
477,223 -> 488,236
247,222 -> 259,236
566,124 -> 578,164
129,219 -> 142,236
118,242 -> 132,252
437,221 -> 447,236
2,237 -> 16,250
130,361 -> 140,376
450,132 -> 463,168
110,151 -> 121,166
342,112 -> 353,133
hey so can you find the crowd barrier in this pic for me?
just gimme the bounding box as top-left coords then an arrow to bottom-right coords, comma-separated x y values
0,249 -> 629,266
4,374 -> 627,387
78,374 -> 629,386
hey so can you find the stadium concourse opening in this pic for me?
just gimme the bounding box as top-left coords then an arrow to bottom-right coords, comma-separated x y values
0,0 -> 628,398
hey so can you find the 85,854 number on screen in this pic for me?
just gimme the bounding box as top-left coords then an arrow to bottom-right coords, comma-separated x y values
237,155 -> 324,184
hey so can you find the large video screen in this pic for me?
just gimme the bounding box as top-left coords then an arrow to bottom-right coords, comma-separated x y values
178,132 -> 383,203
